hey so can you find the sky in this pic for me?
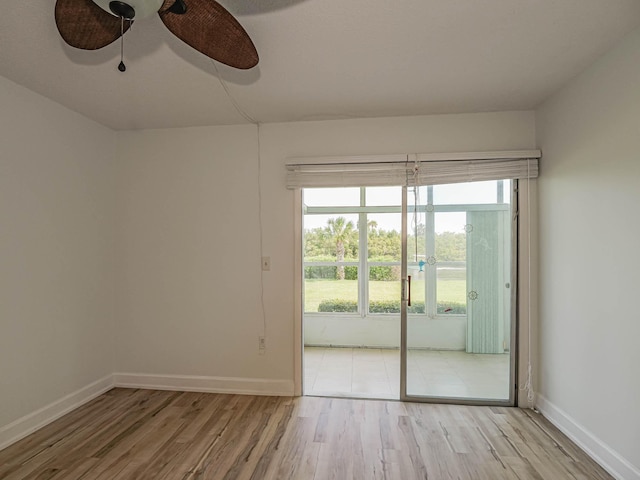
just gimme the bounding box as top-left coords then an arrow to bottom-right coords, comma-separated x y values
303,181 -> 510,233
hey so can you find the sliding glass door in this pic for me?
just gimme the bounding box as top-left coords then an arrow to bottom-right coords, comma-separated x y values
301,180 -> 516,405
401,180 -> 516,405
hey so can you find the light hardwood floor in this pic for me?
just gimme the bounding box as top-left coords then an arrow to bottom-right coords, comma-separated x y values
0,388 -> 612,480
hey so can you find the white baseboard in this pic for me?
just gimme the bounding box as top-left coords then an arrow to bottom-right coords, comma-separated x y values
536,394 -> 640,480
113,372 -> 295,396
0,372 -> 293,452
0,374 -> 114,451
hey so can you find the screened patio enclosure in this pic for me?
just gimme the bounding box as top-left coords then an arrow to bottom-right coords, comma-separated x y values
303,182 -> 511,352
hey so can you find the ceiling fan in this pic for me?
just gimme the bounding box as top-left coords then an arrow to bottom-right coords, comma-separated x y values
54,0 -> 258,71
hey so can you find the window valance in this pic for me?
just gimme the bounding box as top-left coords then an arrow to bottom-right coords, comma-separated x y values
285,150 -> 540,189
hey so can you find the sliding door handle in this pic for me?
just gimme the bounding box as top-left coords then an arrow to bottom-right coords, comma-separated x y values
407,275 -> 412,307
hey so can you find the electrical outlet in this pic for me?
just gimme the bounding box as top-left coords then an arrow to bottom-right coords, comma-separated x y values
261,256 -> 271,271
258,335 -> 266,354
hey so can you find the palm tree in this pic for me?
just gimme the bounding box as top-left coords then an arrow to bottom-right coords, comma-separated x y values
326,217 -> 355,280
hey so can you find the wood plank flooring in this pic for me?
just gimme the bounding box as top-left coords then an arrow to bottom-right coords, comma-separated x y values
0,388 -> 612,479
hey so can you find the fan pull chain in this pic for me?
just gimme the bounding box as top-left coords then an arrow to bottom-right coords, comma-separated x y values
118,17 -> 126,72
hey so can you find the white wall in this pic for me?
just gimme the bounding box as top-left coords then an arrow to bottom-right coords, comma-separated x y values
114,112 -> 535,393
304,315 -> 466,350
536,27 -> 640,477
0,76 -> 116,433
114,126 -> 282,388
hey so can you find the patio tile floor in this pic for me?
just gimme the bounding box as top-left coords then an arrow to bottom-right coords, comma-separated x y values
304,347 -> 511,401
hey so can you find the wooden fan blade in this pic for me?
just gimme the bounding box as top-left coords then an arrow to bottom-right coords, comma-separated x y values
159,0 -> 258,69
55,0 -> 131,50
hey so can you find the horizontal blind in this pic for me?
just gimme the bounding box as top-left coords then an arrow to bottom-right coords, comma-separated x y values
286,151 -> 539,189
286,162 -> 411,188
415,158 -> 538,186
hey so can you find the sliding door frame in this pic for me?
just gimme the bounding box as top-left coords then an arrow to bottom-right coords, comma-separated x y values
295,177 -> 536,406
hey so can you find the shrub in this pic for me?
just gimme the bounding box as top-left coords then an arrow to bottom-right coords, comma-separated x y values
316,300 -> 466,314
305,265 -> 358,280
317,299 -> 358,312
344,266 -> 358,280
368,300 -> 425,313
305,266 -> 336,279
369,265 -> 401,281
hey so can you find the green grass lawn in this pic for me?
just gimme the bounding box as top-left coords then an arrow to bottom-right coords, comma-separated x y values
304,276 -> 466,312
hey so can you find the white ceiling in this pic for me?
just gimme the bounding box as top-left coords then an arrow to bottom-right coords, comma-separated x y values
1,0 -> 639,130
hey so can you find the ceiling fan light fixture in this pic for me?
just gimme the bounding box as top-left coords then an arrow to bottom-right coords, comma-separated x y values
109,1 -> 135,19
92,0 -> 164,19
